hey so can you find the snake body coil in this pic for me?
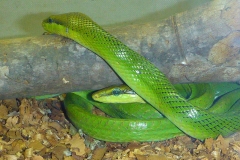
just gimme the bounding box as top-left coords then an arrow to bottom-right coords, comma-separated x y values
42,12 -> 240,141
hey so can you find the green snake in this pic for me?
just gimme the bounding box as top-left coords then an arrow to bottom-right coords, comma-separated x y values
42,12 -> 240,142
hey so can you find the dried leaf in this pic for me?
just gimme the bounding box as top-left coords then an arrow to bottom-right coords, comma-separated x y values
211,148 -> 221,160
148,154 -> 168,160
205,138 -> 214,151
63,156 -> 76,160
3,155 -> 18,160
135,154 -> 147,160
21,127 -> 37,139
2,99 -> 18,112
45,130 -> 59,146
216,135 -> 229,154
24,147 -> 33,158
32,155 -> 44,160
48,121 -> 63,132
0,104 -> 8,119
5,116 -> 20,129
68,134 -> 86,156
91,147 -> 107,160
7,129 -> 22,139
28,140 -> 45,151
19,99 -> 31,116
127,142 -> 142,151
19,99 -> 32,126
51,145 -> 67,159
230,141 -> 240,154
11,139 -> 26,153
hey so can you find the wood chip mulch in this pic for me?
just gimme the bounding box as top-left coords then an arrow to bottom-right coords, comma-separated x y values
0,98 -> 240,160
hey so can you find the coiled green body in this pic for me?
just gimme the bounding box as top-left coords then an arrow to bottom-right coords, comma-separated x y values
42,12 -> 240,142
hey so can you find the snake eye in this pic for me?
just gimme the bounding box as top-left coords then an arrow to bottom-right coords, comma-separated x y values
112,88 -> 121,96
48,18 -> 54,23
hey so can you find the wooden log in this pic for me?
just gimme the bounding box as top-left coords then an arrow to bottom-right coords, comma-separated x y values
0,0 -> 239,99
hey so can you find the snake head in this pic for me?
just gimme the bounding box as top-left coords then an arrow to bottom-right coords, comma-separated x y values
92,85 -> 146,103
42,12 -> 111,53
42,13 -> 71,36
42,12 -> 103,46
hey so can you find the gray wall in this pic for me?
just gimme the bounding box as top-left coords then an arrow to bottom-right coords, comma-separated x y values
0,0 -> 211,39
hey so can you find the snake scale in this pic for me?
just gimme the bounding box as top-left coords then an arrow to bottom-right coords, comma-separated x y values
42,12 -> 240,142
